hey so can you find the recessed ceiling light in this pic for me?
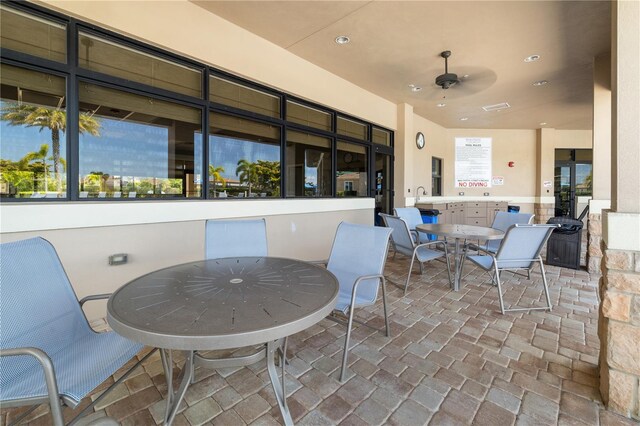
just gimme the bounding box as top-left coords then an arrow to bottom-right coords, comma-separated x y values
540,122 -> 547,126
460,117 -> 468,121
335,35 -> 350,45
533,80 -> 549,86
437,103 -> 446,107
411,86 -> 422,92
524,54 -> 541,62
462,74 -> 470,79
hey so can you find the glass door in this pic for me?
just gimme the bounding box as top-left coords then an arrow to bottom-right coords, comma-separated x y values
554,149 -> 592,218
374,152 -> 393,225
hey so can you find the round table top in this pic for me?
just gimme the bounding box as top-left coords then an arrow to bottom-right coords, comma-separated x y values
416,223 -> 504,240
107,257 -> 339,350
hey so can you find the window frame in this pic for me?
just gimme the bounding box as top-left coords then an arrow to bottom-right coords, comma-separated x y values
0,0 -> 394,202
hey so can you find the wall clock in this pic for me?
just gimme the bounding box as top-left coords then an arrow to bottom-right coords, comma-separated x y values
416,132 -> 425,149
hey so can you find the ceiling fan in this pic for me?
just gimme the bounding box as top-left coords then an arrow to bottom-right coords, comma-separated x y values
435,50 -> 459,90
422,50 -> 497,99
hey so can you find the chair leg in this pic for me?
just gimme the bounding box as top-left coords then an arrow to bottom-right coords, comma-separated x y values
539,258 -> 552,311
404,253 -> 418,295
340,307 -> 356,382
527,269 -> 531,280
494,265 -> 506,314
381,277 -> 390,337
443,243 -> 452,286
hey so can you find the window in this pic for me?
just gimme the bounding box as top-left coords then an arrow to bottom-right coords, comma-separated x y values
1,4 -> 394,202
78,83 -> 203,198
0,4 -> 66,63
210,76 -> 280,118
286,131 -> 332,197
432,157 -> 442,196
209,112 -> 281,198
79,32 -> 202,98
1,64 -> 67,198
286,100 -> 331,131
337,141 -> 368,197
337,116 -> 367,140
372,127 -> 391,146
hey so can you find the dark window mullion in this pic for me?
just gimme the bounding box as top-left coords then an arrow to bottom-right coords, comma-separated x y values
67,19 -> 79,200
203,69 -> 210,199
75,68 -> 207,109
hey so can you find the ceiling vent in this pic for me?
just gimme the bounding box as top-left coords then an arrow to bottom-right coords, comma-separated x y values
482,102 -> 511,112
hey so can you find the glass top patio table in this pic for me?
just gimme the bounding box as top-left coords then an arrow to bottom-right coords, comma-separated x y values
108,256 -> 338,426
416,224 -> 504,291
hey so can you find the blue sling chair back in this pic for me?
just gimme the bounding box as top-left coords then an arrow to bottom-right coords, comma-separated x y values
466,223 -> 559,314
326,222 -> 393,382
379,213 -> 452,295
393,207 -> 432,244
0,237 -> 151,426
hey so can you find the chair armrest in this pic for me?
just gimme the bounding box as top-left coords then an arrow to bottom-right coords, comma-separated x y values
416,240 -> 448,250
79,293 -> 112,308
0,348 -> 64,426
351,274 -> 385,297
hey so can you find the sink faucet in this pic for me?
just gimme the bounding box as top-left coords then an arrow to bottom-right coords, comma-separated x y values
416,186 -> 426,196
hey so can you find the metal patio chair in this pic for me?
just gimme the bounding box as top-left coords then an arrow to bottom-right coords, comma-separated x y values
481,211 -> 535,253
379,213 -> 452,295
0,237 -> 152,426
326,222 -> 393,382
205,218 -> 268,258
465,223 -> 559,314
393,207 -> 430,244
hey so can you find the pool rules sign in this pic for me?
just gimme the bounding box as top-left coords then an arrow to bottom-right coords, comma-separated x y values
455,137 -> 492,188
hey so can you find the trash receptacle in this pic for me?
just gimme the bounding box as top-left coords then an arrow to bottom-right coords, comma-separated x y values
419,209 -> 439,241
508,205 -> 521,213
546,217 -> 584,269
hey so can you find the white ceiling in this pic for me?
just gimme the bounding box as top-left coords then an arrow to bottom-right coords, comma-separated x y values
192,1 -> 611,130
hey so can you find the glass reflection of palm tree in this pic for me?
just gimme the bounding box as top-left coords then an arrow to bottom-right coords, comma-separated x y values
236,159 -> 257,196
208,164 -> 226,196
1,103 -> 101,191
22,144 -> 51,192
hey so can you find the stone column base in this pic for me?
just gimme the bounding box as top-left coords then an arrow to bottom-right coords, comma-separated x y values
588,213 -> 603,274
599,244 -> 640,420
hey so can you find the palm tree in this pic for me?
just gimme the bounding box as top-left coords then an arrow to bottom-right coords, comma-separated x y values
1,103 -> 101,190
21,144 -> 51,192
208,164 -> 226,195
235,159 -> 258,196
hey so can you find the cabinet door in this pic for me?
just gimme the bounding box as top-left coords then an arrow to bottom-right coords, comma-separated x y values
440,209 -> 452,224
467,217 -> 488,227
454,209 -> 465,224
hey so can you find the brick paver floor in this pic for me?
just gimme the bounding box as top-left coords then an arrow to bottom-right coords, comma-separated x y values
3,252 -> 638,425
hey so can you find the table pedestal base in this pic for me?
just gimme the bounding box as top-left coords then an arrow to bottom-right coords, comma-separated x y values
160,339 -> 291,426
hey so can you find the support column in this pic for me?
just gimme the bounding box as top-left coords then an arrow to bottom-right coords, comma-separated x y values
599,0 -> 640,420
534,128 -> 555,224
587,53 -> 612,274
394,103 -> 414,208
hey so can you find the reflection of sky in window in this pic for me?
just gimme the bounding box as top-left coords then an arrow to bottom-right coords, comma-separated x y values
0,109 -> 67,162
80,119 -> 195,177
576,164 -> 592,185
209,135 -> 279,180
